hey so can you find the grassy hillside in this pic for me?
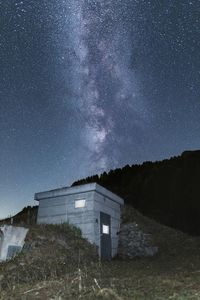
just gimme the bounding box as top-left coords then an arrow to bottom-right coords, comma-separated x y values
1,206 -> 200,299
0,206 -> 38,226
3,150 -> 200,237
73,150 -> 200,236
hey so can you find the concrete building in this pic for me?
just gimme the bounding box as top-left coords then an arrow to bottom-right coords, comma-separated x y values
0,225 -> 28,261
35,183 -> 124,260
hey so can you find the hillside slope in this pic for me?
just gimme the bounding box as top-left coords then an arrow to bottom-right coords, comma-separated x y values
0,223 -> 99,299
1,206 -> 200,299
73,150 -> 200,235
0,206 -> 38,226
3,150 -> 200,236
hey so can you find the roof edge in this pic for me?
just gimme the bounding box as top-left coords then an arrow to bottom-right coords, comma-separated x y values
34,182 -> 124,205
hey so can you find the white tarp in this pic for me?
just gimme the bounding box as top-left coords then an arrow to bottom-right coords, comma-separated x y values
0,225 -> 29,261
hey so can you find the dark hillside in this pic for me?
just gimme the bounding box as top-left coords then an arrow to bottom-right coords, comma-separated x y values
72,150 -> 200,236
0,206 -> 38,226
1,206 -> 200,299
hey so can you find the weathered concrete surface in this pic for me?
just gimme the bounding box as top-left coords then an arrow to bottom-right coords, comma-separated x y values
0,225 -> 28,261
35,183 -> 124,259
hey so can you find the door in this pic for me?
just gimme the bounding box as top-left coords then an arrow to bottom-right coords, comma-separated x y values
100,212 -> 111,260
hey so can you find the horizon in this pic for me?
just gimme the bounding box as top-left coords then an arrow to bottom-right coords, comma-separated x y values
1,1 -> 200,219
0,147 -> 199,220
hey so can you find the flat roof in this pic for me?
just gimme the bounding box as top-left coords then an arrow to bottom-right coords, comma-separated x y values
34,182 -> 124,205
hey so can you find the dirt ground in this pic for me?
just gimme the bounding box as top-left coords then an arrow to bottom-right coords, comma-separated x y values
1,208 -> 200,299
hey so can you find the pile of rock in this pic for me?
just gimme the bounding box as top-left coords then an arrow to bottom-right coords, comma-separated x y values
118,223 -> 158,258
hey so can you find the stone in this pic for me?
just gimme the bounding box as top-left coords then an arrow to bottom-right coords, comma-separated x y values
118,222 -> 158,258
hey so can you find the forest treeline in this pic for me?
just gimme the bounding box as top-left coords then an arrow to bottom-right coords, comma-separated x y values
0,206 -> 37,226
72,150 -> 200,236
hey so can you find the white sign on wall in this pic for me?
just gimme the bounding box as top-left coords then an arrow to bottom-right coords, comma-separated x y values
75,199 -> 86,208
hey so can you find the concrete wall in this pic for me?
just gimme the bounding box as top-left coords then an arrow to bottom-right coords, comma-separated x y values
36,183 -> 124,258
0,226 -> 28,261
37,191 -> 96,244
37,196 -> 67,224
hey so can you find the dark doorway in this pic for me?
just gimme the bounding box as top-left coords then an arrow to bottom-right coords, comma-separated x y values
7,245 -> 22,259
100,212 -> 111,260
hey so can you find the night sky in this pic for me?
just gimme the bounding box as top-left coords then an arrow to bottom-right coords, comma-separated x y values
0,0 -> 200,219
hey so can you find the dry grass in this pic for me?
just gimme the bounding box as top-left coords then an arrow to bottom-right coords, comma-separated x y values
1,210 -> 200,299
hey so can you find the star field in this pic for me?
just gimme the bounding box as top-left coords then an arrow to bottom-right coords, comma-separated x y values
0,0 -> 200,218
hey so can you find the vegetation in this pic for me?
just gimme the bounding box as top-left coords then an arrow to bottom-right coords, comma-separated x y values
73,150 -> 200,236
1,149 -> 200,298
1,207 -> 200,299
4,150 -> 200,236
0,206 -> 38,226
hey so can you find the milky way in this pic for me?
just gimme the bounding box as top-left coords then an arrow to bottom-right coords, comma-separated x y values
57,0 -> 152,171
0,0 -> 200,218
